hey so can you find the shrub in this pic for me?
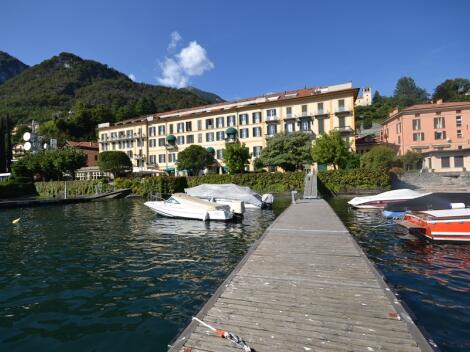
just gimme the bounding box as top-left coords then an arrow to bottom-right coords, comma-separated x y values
35,180 -> 113,198
98,151 -> 132,177
360,145 -> 400,170
0,179 -> 37,199
113,176 -> 188,196
318,168 -> 391,194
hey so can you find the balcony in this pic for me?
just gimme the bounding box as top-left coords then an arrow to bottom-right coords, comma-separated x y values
134,154 -> 146,160
265,133 -> 276,139
314,109 -> 329,117
334,107 -> 352,114
266,116 -> 279,123
284,113 -> 295,120
334,126 -> 354,134
134,132 -> 146,139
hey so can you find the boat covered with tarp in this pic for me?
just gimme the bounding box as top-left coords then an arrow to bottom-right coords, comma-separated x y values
185,183 -> 274,209
348,189 -> 426,209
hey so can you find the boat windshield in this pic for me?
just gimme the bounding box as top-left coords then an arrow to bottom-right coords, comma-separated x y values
165,197 -> 180,204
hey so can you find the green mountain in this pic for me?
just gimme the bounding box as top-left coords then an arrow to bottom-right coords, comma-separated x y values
185,86 -> 224,103
0,51 -> 29,84
0,52 -> 218,140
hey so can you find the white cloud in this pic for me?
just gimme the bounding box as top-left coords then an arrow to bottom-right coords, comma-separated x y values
128,73 -> 136,81
158,38 -> 214,88
168,31 -> 182,50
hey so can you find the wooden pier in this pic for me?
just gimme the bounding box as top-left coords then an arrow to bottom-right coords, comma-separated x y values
169,199 -> 434,352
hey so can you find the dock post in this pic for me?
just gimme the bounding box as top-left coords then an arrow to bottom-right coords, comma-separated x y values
64,181 -> 67,199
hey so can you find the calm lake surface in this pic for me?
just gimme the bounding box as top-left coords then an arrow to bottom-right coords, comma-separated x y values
328,197 -> 470,352
0,197 -> 290,352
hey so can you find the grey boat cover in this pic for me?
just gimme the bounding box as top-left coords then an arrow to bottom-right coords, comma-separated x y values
185,183 -> 263,207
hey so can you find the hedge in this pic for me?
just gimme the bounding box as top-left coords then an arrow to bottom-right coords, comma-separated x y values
318,168 -> 391,194
113,176 -> 188,196
35,180 -> 113,198
187,172 -> 305,194
0,180 -> 37,199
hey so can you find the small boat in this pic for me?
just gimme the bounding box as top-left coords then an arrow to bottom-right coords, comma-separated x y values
383,192 -> 470,219
398,208 -> 470,243
144,193 -> 234,221
348,189 -> 426,209
185,184 -> 274,209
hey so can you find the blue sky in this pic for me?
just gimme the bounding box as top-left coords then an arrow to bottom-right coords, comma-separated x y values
2,0 -> 470,100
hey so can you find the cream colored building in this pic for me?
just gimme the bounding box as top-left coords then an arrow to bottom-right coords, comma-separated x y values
355,87 -> 372,107
97,82 -> 359,174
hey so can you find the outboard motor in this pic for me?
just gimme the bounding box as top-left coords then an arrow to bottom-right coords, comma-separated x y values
261,193 -> 274,209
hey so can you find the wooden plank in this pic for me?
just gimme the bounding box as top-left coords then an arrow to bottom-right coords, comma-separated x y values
168,199 -> 434,352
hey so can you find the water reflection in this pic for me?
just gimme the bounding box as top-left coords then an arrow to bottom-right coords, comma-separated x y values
0,197 -> 289,352
328,197 -> 470,352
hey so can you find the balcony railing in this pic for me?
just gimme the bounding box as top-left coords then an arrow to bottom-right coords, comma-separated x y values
266,116 -> 279,122
334,126 -> 354,134
314,109 -> 329,116
134,154 -> 146,160
334,107 -> 352,114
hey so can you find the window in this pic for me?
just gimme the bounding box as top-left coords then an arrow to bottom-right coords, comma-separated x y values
158,138 -> 165,146
187,135 -> 194,144
127,150 -> 133,159
252,126 -> 262,137
338,99 -> 345,111
441,156 -> 450,168
198,133 -> 202,143
434,116 -> 445,129
435,131 -> 446,140
396,123 -> 401,134
216,131 -> 225,141
252,112 -> 261,124
286,107 -> 292,118
149,155 -> 156,164
457,130 -> 463,138
338,116 -> 345,128
267,124 -> 277,136
266,109 -> 277,121
186,121 -> 192,132
197,120 -> 202,130
454,155 -> 464,168
413,132 -> 425,141
158,154 -> 166,163
415,113 -> 420,117
149,127 -> 156,136
206,119 -> 214,129
318,118 -> 325,134
317,102 -> 324,114
456,116 -> 462,127
206,132 -> 215,142
149,139 -> 156,147
216,117 -> 224,128
177,123 -> 185,133
398,136 -> 401,144
169,124 -> 174,134
168,153 -> 177,163
240,128 -> 249,139
227,115 -> 236,126
176,136 -> 185,145
216,149 -> 224,159
158,125 -> 166,135
300,119 -> 310,131
301,105 -> 308,116
412,119 -> 421,130
285,122 -> 295,133
239,114 -> 248,125
253,146 -> 262,157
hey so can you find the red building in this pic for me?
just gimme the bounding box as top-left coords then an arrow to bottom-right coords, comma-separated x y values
65,141 -> 99,167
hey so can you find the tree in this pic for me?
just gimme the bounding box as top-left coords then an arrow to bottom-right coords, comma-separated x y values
98,151 -> 132,178
311,131 -> 351,169
360,145 -> 399,170
177,145 -> 213,176
0,116 -> 12,173
432,78 -> 470,102
223,142 -> 250,174
54,147 -> 87,178
400,151 -> 424,171
259,132 -> 312,171
393,77 -> 428,107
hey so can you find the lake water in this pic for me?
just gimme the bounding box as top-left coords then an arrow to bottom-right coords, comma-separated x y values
328,197 -> 470,352
0,197 -> 289,352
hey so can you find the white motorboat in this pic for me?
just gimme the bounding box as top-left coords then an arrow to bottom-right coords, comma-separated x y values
185,183 -> 274,209
144,193 -> 234,221
348,189 -> 427,209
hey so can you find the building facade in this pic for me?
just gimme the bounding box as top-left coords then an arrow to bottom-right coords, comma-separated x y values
97,82 -> 359,174
355,87 -> 372,107
381,100 -> 470,172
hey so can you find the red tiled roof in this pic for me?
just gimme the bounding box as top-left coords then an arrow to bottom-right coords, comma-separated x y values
66,141 -> 99,149
401,101 -> 470,111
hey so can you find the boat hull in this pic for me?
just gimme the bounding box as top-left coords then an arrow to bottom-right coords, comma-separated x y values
403,214 -> 470,243
144,201 -> 233,221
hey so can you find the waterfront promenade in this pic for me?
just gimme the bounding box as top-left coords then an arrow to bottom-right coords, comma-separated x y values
169,199 -> 434,352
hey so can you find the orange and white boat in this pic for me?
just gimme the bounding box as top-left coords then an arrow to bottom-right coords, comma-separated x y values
402,208 -> 470,243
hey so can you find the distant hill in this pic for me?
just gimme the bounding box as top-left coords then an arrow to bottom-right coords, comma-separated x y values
184,86 -> 224,103
0,51 -> 29,84
0,52 -> 220,140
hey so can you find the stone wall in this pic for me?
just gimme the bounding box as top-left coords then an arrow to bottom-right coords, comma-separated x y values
393,172 -> 470,192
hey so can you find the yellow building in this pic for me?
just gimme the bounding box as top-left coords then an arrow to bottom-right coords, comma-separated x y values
97,82 -> 359,174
